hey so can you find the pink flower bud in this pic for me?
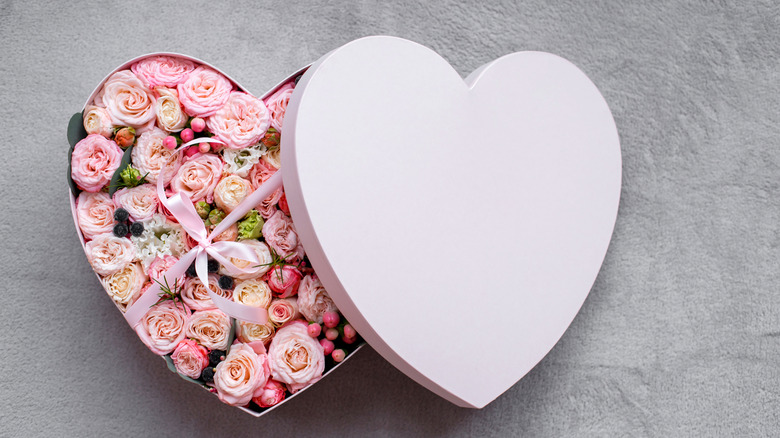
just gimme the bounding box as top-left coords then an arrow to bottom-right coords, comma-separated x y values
323,311 -> 340,328
184,145 -> 199,157
320,338 -> 334,355
190,117 -> 206,133
307,323 -> 321,338
325,328 -> 339,341
343,324 -> 356,339
163,135 -> 177,150
198,143 -> 210,154
181,128 -> 195,143
332,349 -> 346,363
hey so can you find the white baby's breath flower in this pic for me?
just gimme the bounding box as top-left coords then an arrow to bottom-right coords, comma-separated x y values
132,214 -> 185,270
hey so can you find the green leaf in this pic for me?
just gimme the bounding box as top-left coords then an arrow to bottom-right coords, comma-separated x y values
66,112 -> 86,194
108,145 -> 134,196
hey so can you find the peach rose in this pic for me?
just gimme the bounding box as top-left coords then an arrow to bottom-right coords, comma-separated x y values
131,56 -> 196,88
267,298 -> 300,327
252,379 -> 286,408
212,223 -> 238,242
214,175 -> 252,213
268,321 -> 325,393
262,148 -> 281,169
206,92 -> 270,150
101,262 -> 146,311
218,240 -> 272,280
85,233 -> 136,275
170,153 -> 223,202
112,184 -> 158,221
214,343 -> 270,406
135,300 -> 190,355
267,265 -> 302,298
171,339 -> 209,379
233,279 -> 272,309
248,161 -> 282,219
237,321 -> 275,345
177,66 -> 233,117
154,87 -> 187,132
147,255 -> 182,284
76,191 -> 115,239
71,134 -> 123,192
264,82 -> 294,132
82,105 -> 113,137
184,308 -> 231,350
132,127 -> 182,185
262,211 -> 304,262
96,70 -> 156,132
296,275 -> 337,324
180,274 -> 231,311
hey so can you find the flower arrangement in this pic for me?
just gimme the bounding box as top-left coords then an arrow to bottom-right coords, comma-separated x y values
68,54 -> 361,414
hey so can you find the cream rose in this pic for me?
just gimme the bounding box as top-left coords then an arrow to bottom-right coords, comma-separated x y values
233,279 -> 273,308
296,275 -> 338,324
213,343 -> 270,406
219,240 -> 272,280
135,300 -> 189,355
170,153 -> 223,202
85,233 -> 136,275
214,175 -> 252,213
184,308 -> 231,350
76,191 -> 115,239
262,147 -> 281,169
82,105 -> 113,137
268,321 -> 325,393
181,274 -> 231,311
96,70 -> 156,132
206,92 -> 270,150
267,298 -> 300,327
101,262 -> 146,310
237,321 -> 275,345
112,184 -> 158,221
154,87 -> 188,132
132,127 -> 182,185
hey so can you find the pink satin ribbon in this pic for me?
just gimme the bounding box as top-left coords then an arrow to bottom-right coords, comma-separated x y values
123,137 -> 284,326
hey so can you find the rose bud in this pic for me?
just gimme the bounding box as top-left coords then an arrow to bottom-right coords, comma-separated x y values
163,135 -> 177,150
307,323 -> 321,338
195,201 -> 211,219
325,328 -> 338,341
114,126 -> 136,148
343,324 -> 357,339
190,117 -> 206,133
260,128 -> 280,148
331,349 -> 346,363
322,311 -> 340,328
319,338 -> 334,355
206,208 -> 226,227
252,379 -> 286,408
181,128 -> 195,143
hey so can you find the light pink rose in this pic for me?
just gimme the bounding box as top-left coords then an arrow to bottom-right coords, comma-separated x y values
248,161 -> 282,218
85,233 -> 136,275
76,191 -> 115,239
206,92 -> 270,150
267,298 -> 300,327
96,70 -> 156,132
264,82 -> 294,132
184,308 -> 232,350
147,255 -> 182,283
214,175 -> 252,213
171,339 -> 209,379
237,321 -> 275,345
132,127 -> 182,185
252,379 -> 286,408
131,56 -> 196,88
268,321 -> 325,393
112,184 -> 158,221
296,275 -> 338,324
101,262 -> 146,310
181,274 -> 231,311
134,300 -> 190,355
71,134 -> 123,192
214,343 -> 270,406
83,105 -> 113,137
170,153 -> 223,202
177,66 -> 233,117
262,211 -> 304,262
267,265 -> 302,298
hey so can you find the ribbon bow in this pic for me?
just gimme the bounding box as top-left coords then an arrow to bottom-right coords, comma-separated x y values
123,138 -> 283,326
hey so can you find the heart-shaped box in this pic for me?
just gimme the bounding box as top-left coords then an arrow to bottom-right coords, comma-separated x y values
69,36 -> 620,415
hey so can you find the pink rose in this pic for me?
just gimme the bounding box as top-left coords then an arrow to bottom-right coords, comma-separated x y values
278,191 -> 290,215
264,82 -> 294,132
112,184 -> 158,221
131,56 -> 196,88
206,92 -> 270,150
268,321 -> 325,393
262,211 -> 304,262
252,379 -> 286,408
267,265 -> 302,298
214,175 -> 253,213
267,298 -> 300,327
147,255 -> 181,282
170,153 -> 223,202
85,233 -> 136,275
71,134 -> 123,192
135,300 -> 190,355
96,70 -> 156,132
177,66 -> 233,117
214,343 -> 270,406
181,274 -> 231,311
171,339 -> 209,379
76,191 -> 115,239
83,105 -> 113,137
132,127 -> 182,185
184,308 -> 232,350
296,275 -> 338,324
248,161 -> 283,218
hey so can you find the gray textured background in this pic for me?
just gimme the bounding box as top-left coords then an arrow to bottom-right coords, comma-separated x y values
1,0 -> 778,436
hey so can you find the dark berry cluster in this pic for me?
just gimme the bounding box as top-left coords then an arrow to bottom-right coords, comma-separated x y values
112,208 -> 144,238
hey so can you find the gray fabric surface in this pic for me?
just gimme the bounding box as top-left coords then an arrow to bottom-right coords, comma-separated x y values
1,0 -> 778,436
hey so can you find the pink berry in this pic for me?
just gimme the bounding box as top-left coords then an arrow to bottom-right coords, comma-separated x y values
181,128 -> 195,143
190,117 -> 206,133
198,143 -> 210,154
332,349 -> 346,363
320,339 -> 334,355
325,328 -> 338,341
163,136 -> 177,150
307,323 -> 321,338
323,311 -> 340,328
343,324 -> 356,339
342,335 -> 356,345
184,146 -> 199,157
